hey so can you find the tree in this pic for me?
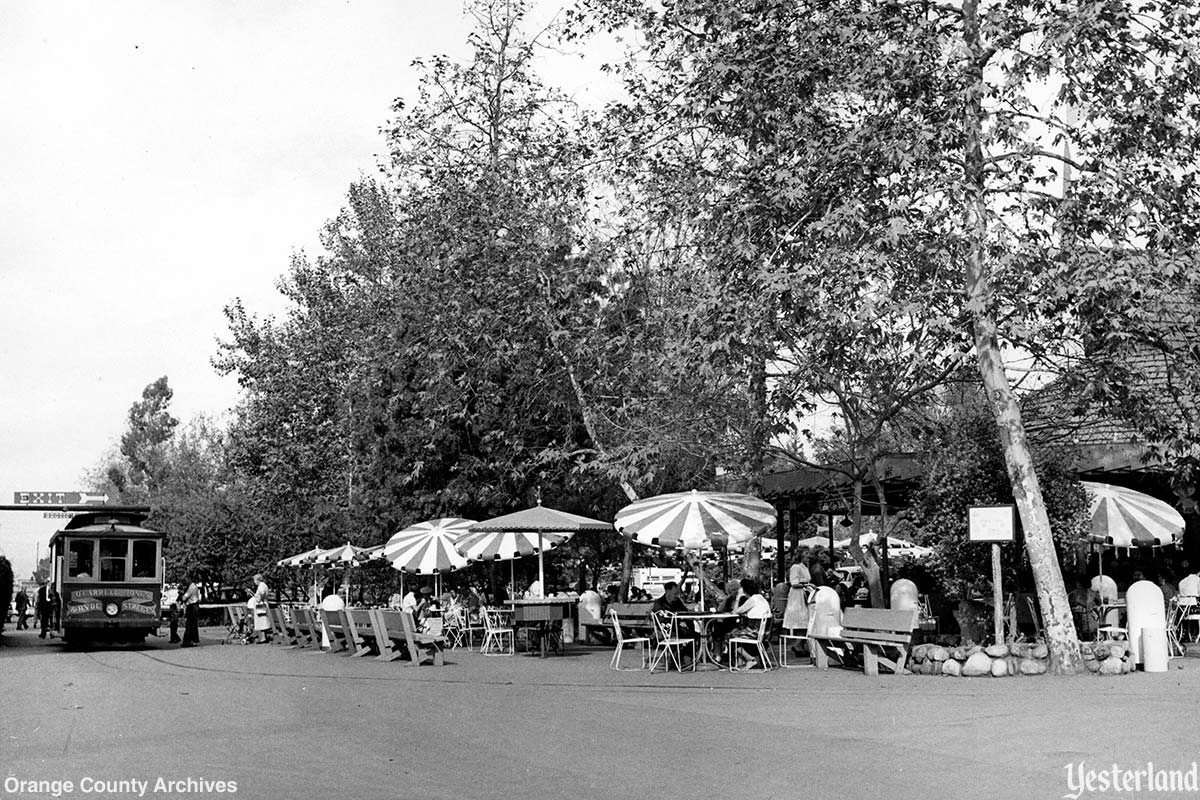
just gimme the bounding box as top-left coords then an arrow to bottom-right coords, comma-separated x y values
117,376 -> 179,497
577,0 -> 1200,672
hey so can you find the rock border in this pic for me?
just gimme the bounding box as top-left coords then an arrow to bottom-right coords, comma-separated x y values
908,641 -> 1132,676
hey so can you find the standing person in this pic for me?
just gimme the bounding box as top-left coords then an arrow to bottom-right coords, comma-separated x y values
36,581 -> 53,639
163,585 -> 181,643
782,556 -> 812,658
180,576 -> 202,647
14,587 -> 30,630
251,573 -> 271,644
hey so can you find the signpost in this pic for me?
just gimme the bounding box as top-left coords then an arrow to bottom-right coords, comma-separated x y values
969,505 -> 1016,645
11,491 -> 109,506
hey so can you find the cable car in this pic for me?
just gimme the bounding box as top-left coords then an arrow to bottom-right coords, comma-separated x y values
49,510 -> 165,644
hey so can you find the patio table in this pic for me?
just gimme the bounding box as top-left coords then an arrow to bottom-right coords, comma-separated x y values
670,611 -> 738,670
507,599 -> 577,657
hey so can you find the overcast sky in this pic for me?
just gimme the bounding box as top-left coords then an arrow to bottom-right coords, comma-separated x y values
0,0 -> 616,580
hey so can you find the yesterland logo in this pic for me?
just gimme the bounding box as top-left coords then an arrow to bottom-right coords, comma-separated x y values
1064,762 -> 1200,798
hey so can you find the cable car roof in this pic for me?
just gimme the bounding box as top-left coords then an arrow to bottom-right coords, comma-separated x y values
49,510 -> 164,544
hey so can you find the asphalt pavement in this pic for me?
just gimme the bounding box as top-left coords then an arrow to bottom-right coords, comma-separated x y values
2,625 -> 1198,800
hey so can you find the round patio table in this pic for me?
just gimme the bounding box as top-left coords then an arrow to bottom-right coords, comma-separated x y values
671,611 -> 738,670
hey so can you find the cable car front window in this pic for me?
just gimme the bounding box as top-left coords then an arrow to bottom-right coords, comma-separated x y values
99,539 -> 128,582
67,540 -> 95,579
131,540 -> 157,579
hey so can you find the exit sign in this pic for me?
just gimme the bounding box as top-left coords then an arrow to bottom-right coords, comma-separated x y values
13,491 -> 109,506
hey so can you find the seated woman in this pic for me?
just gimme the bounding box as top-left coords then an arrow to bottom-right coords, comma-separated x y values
726,578 -> 772,669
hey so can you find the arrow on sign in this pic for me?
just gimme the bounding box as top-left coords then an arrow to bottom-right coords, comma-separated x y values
78,492 -> 109,504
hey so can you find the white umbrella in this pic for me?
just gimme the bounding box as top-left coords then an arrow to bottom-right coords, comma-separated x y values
614,490 -> 777,605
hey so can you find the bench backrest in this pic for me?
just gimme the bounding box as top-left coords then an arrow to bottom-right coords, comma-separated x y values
841,607 -> 918,644
608,602 -> 653,620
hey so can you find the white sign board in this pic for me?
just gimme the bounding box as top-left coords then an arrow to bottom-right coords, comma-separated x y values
968,505 -> 1015,543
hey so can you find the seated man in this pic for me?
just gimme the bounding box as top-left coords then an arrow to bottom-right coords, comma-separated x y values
651,581 -> 696,660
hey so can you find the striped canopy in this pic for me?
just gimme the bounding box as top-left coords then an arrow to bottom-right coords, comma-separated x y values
311,542 -> 372,565
384,518 -> 474,574
614,490 -> 777,551
457,505 -> 612,562
1083,481 -> 1184,548
277,547 -> 324,567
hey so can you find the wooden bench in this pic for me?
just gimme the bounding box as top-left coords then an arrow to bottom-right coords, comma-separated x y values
319,607 -> 352,654
370,609 -> 446,666
810,607 -> 919,677
290,605 -> 320,649
269,605 -> 298,646
344,608 -> 379,658
607,603 -> 654,633
578,606 -> 608,643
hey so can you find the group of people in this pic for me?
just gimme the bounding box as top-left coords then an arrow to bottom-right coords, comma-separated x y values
646,577 -> 773,668
11,581 -> 59,638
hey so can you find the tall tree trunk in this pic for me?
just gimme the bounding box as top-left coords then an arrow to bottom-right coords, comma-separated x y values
845,477 -> 883,609
963,0 -> 1081,673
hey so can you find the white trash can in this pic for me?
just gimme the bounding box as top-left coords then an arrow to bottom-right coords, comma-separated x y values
1141,626 -> 1169,673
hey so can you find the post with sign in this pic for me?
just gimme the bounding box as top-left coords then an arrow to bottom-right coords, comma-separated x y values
968,505 -> 1016,645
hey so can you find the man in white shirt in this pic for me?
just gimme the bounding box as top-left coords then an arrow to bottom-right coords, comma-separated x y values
401,588 -> 419,613
1178,570 -> 1200,598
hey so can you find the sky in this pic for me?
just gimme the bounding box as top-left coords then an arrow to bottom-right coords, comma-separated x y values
0,0 -> 620,582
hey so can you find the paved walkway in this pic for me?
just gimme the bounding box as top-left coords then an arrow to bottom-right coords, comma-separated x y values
2,626 -> 1197,800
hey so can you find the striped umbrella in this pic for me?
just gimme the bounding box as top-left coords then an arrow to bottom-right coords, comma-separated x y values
311,542 -> 373,602
614,490 -> 776,551
311,542 -> 370,565
615,490 -> 777,605
1083,482 -> 1184,549
458,504 -> 612,596
385,518 -> 473,575
277,547 -> 324,568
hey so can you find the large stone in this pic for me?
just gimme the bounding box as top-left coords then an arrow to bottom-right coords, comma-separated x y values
1121,657 -> 1132,674
930,659 -> 943,675
928,646 -> 950,662
942,658 -> 962,677
1109,643 -> 1128,659
1091,642 -> 1111,659
990,659 -> 1008,677
1099,655 -> 1124,675
966,645 -> 984,657
1084,657 -> 1101,673
1030,643 -> 1049,659
911,643 -> 931,662
985,644 -> 1009,658
962,652 -> 993,676
1019,658 -> 1047,676
950,646 -> 969,661
1008,642 -> 1029,658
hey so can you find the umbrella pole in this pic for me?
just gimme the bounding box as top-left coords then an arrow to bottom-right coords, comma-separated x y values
538,532 -> 545,597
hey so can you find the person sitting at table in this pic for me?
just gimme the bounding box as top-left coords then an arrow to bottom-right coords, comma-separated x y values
708,580 -> 745,664
727,578 -> 772,669
650,582 -> 695,665
1179,566 -> 1200,599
